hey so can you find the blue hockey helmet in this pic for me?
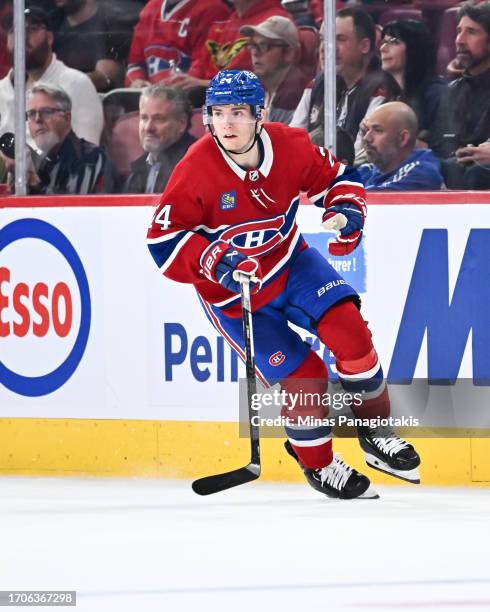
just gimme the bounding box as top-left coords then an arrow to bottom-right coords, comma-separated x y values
204,70 -> 265,123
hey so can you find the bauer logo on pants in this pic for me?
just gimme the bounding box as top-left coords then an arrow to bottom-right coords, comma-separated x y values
0,219 -> 91,397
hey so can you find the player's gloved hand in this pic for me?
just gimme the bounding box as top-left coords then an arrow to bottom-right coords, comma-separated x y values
322,202 -> 364,256
200,240 -> 263,294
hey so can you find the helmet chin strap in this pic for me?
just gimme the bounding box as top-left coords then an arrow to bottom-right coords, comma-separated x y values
210,121 -> 263,156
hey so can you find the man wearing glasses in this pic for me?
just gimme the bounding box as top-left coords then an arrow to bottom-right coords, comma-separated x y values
0,84 -> 115,194
240,16 -> 310,124
166,0 -> 289,95
0,6 -> 103,146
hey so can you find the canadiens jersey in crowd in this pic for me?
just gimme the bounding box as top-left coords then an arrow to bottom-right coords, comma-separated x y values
147,123 -> 366,317
188,0 -> 288,80
126,0 -> 230,85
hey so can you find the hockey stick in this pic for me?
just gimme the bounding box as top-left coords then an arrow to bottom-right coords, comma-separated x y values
192,275 -> 260,495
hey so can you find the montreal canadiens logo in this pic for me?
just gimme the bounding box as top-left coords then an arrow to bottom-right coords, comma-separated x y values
220,215 -> 286,257
0,219 -> 91,397
269,351 -> 286,367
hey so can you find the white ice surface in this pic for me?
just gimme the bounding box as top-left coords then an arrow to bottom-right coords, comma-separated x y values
0,478 -> 489,612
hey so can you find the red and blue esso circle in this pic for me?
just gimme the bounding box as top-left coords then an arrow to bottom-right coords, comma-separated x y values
0,219 -> 91,397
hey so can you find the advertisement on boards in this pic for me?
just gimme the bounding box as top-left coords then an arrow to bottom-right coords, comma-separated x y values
1,202 -> 489,422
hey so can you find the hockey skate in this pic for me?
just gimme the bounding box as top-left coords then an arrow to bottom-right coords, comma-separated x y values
284,441 -> 379,500
358,426 -> 421,484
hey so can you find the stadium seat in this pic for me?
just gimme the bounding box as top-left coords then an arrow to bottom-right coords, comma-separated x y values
190,108 -> 206,140
101,88 -> 142,148
102,88 -> 142,113
378,8 -> 424,27
437,7 -> 459,76
107,111 -> 143,179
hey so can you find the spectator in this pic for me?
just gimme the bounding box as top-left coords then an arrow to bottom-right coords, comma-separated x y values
357,101 -> 443,191
50,0 -> 136,92
240,16 -> 309,123
0,84 -> 115,194
336,7 -> 400,164
380,20 -> 451,159
442,1 -> 490,188
450,1 -> 490,150
291,7 -> 399,163
124,84 -> 196,194
168,0 -> 289,92
445,0 -> 489,79
125,0 -> 231,88
0,7 -> 103,145
454,139 -> 490,188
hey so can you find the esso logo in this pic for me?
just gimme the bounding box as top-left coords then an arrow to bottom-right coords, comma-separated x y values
0,268 -> 73,338
220,216 -> 286,257
0,219 -> 91,397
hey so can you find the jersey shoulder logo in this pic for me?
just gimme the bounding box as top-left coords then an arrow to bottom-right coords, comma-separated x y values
220,191 -> 236,210
206,38 -> 249,69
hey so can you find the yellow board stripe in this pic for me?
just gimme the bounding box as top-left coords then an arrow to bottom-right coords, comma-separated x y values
0,418 -> 489,485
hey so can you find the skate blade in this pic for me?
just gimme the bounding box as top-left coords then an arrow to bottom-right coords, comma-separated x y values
358,485 -> 380,499
365,453 -> 420,484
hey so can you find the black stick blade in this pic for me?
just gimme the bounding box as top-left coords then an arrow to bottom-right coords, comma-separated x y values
192,464 -> 260,496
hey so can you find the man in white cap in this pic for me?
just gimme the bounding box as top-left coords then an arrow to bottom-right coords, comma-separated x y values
240,15 -> 310,124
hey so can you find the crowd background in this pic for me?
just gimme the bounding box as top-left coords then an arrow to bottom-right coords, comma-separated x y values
0,0 -> 489,194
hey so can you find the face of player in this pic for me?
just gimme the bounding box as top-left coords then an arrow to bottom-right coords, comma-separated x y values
380,35 -> 406,76
139,96 -> 187,155
7,22 -> 53,70
211,105 -> 259,154
456,16 -> 490,75
360,110 -> 404,172
335,16 -> 370,79
249,34 -> 290,80
27,92 -> 72,153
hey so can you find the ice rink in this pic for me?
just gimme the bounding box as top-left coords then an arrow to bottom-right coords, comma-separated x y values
1,477 -> 489,612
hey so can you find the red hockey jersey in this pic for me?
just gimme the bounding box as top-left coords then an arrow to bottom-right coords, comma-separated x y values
126,0 -> 231,85
147,123 -> 366,316
188,0 -> 289,80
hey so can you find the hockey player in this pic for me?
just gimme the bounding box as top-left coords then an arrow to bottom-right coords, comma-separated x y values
147,70 -> 421,499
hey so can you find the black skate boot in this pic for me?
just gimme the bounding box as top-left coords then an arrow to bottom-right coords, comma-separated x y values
358,425 -> 421,484
284,441 -> 379,500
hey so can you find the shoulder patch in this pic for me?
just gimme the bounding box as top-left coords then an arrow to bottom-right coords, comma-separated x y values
220,191 -> 236,210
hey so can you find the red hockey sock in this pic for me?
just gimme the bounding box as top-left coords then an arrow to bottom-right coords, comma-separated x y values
317,300 -> 374,364
281,351 -> 333,469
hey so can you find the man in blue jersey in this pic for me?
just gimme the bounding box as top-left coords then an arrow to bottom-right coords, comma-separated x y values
358,101 -> 444,191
